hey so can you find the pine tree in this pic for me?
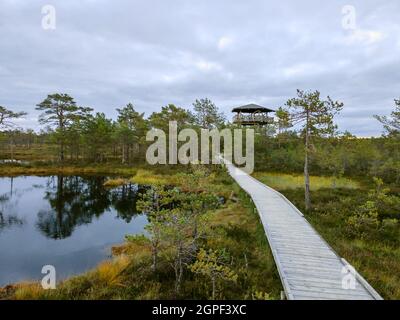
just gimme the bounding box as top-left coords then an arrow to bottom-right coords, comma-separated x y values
286,90 -> 343,210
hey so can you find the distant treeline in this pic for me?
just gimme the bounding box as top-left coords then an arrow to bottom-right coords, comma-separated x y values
1,92 -> 399,185
0,95 -> 225,164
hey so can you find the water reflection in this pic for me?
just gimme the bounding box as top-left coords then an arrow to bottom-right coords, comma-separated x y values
0,212 -> 24,232
0,187 -> 25,233
0,175 -> 148,286
36,176 -> 145,239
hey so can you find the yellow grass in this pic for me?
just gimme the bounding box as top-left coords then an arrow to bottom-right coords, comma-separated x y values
13,282 -> 46,300
0,164 -> 138,177
252,172 -> 361,191
130,168 -> 179,186
95,255 -> 130,287
103,178 -> 129,187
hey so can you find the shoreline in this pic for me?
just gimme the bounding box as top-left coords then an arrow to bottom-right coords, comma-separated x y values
0,241 -> 135,299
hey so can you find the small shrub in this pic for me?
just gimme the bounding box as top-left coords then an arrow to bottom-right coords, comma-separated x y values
346,178 -> 400,237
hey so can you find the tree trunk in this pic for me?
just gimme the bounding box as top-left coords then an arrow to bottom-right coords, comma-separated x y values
151,242 -> 158,272
9,140 -> 14,162
304,113 -> 311,211
191,219 -> 198,253
122,144 -> 126,164
60,140 -> 64,162
175,244 -> 184,296
59,119 -> 65,162
212,276 -> 216,300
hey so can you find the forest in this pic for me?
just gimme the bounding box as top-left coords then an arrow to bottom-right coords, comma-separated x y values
1,93 -> 400,184
0,91 -> 399,299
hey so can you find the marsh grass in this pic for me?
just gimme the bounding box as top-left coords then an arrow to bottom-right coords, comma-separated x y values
95,255 -> 130,287
208,186 -> 282,299
130,168 -> 178,186
0,144 -> 58,161
13,282 -> 45,300
103,178 -> 129,187
253,172 -> 360,190
0,163 -> 138,177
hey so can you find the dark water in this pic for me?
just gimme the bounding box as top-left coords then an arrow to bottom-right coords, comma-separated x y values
0,175 -> 148,286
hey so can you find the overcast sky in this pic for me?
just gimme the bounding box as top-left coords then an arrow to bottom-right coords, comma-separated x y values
0,0 -> 399,136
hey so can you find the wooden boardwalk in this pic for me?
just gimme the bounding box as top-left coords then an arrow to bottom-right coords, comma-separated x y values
223,160 -> 382,300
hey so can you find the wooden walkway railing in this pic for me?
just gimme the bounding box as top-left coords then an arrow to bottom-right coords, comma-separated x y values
222,159 -> 383,300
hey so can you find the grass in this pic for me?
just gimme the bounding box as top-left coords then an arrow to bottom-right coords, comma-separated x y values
130,168 -> 179,186
103,178 -> 129,187
0,144 -> 58,162
207,187 -> 282,299
253,172 -> 361,190
0,161 -> 202,187
0,163 -> 139,177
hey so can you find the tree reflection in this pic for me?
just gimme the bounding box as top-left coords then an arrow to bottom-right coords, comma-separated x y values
0,211 -> 24,233
36,176 -> 145,239
0,184 -> 25,233
110,183 -> 146,223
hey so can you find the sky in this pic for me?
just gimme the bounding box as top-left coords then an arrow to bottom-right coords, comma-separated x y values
0,0 -> 399,136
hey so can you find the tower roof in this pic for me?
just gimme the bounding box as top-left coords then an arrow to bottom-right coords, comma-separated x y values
232,103 -> 275,113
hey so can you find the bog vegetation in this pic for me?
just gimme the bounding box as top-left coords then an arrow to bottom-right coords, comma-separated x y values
0,166 -> 282,299
0,91 -> 399,299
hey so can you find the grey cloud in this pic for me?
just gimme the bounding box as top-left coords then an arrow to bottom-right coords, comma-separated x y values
0,0 -> 399,136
